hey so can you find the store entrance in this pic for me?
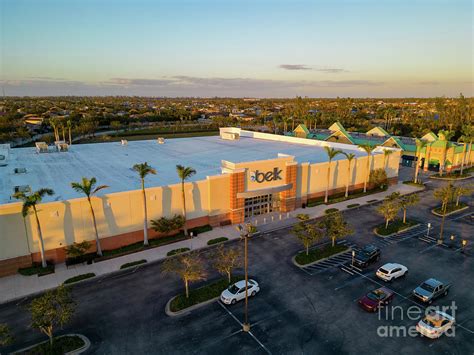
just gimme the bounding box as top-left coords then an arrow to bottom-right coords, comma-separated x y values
244,194 -> 279,218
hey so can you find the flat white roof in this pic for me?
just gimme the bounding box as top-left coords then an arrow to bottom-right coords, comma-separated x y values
0,135 -> 369,204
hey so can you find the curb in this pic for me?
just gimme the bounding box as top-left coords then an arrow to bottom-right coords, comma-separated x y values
431,206 -> 469,217
292,247 -> 351,268
429,174 -> 473,181
165,295 -> 219,317
12,334 -> 91,355
373,223 -> 421,238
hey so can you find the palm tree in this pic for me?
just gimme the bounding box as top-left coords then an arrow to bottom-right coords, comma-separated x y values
67,120 -> 72,145
342,152 -> 356,198
358,144 -> 376,192
413,139 -> 427,183
176,165 -> 196,237
433,183 -> 454,242
133,162 -> 157,246
383,149 -> 394,171
438,130 -> 454,176
14,188 -> 55,268
323,147 -> 342,203
71,177 -> 108,256
458,125 -> 473,174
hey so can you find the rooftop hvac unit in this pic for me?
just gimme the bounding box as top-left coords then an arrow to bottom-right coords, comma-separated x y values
55,141 -> 69,152
35,142 -> 49,153
221,132 -> 240,141
157,137 -> 165,144
14,185 -> 31,194
14,167 -> 27,174
121,139 -> 128,146
0,154 -> 6,167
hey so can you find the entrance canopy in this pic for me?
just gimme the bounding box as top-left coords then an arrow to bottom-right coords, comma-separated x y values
237,183 -> 292,198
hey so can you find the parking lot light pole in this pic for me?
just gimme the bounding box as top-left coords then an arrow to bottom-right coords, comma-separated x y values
426,223 -> 431,237
351,250 -> 356,267
461,240 -> 468,253
237,224 -> 251,333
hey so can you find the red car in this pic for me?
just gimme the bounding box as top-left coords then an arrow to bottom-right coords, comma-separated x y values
358,287 -> 394,312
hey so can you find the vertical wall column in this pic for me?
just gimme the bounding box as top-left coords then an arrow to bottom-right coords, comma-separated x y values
279,163 -> 297,212
423,145 -> 431,171
229,170 -> 246,224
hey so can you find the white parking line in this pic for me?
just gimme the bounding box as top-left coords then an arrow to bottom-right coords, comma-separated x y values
217,301 -> 272,354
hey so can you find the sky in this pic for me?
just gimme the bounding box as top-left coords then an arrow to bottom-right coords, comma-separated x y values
0,0 -> 472,97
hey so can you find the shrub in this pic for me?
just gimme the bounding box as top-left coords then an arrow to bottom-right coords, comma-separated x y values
151,215 -> 185,233
120,259 -> 147,269
369,168 -> 388,189
324,208 -> 339,214
207,237 -> 228,245
167,248 -> 190,257
65,241 -> 92,258
347,203 -> 360,208
18,262 -> 55,276
64,273 -> 96,284
189,224 -> 213,236
65,253 -> 95,267
296,213 -> 310,221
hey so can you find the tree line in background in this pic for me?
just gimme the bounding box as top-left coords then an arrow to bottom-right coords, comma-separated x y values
1,95 -> 472,144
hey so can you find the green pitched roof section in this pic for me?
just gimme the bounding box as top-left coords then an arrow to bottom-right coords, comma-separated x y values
326,128 -> 355,144
382,136 -> 409,151
294,124 -> 310,135
328,121 -> 346,132
421,132 -> 438,142
366,127 -> 390,137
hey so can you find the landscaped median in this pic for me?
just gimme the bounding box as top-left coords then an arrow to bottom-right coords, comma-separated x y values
373,219 -> 420,237
165,275 -> 242,316
430,167 -> 473,180
432,203 -> 469,217
12,334 -> 90,355
293,244 -> 349,266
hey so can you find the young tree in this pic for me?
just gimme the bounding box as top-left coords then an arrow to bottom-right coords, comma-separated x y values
71,177 -> 108,256
433,183 -> 455,242
458,125 -> 473,174
151,215 -> 185,234
398,194 -> 420,224
0,324 -> 13,347
382,149 -> 393,171
413,139 -> 427,183
133,162 -> 157,246
292,222 -> 324,255
343,153 -> 356,198
162,252 -> 207,298
369,168 -> 388,189
377,199 -> 400,229
29,286 -> 75,348
323,146 -> 342,203
176,165 -> 196,237
319,211 -> 353,247
14,188 -> 55,268
358,144 -> 376,192
213,245 -> 242,283
453,184 -> 472,207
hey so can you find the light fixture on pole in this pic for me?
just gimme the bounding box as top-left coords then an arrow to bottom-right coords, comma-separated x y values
426,223 -> 431,237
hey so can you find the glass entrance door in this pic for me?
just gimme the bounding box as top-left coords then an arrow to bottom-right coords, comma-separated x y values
244,194 -> 275,218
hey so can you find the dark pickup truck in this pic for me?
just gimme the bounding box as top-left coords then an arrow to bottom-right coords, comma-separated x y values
413,278 -> 450,304
353,244 -> 381,268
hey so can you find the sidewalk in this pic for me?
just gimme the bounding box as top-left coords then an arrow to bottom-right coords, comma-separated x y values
0,182 -> 423,304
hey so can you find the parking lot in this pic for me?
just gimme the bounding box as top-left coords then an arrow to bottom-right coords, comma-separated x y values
1,175 -> 473,355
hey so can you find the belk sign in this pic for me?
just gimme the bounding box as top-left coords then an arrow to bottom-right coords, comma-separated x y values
250,168 -> 283,183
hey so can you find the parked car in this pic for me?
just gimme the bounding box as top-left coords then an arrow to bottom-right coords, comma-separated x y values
220,279 -> 260,305
413,278 -> 450,304
353,245 -> 381,268
416,310 -> 455,339
376,263 -> 408,282
358,287 -> 394,312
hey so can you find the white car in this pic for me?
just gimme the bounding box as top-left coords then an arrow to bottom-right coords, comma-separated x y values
416,311 -> 455,339
376,263 -> 408,282
220,279 -> 260,305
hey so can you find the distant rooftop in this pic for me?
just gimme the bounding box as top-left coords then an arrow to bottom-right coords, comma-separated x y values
0,134 -> 368,204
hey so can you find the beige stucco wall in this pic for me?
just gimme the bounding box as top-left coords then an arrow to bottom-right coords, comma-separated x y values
0,178 -> 220,261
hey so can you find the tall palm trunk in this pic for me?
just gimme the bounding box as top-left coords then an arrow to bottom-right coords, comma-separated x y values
413,152 -> 421,183
141,179 -> 149,246
364,154 -> 370,192
439,203 -> 447,242
88,197 -> 103,256
181,181 -> 188,237
325,161 -> 332,203
33,206 -> 47,268
460,143 -> 467,175
345,162 -> 351,198
68,127 -> 72,145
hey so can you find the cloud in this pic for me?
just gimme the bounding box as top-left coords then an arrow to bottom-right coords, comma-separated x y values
279,65 -> 347,73
107,78 -> 175,86
279,64 -> 312,71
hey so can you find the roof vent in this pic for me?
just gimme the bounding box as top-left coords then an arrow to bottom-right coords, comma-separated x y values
14,185 -> 31,194
14,167 -> 27,174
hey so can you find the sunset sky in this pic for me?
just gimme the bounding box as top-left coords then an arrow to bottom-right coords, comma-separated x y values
1,0 -> 472,97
